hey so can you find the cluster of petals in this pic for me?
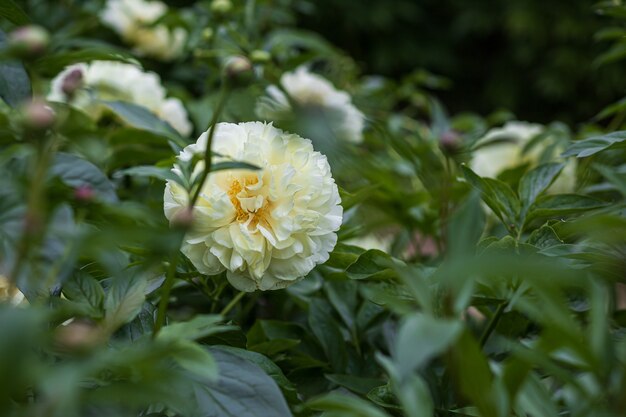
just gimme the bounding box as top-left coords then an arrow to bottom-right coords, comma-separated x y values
48,60 -> 192,136
471,121 -> 576,193
100,0 -> 186,61
257,66 -> 365,144
164,122 -> 342,291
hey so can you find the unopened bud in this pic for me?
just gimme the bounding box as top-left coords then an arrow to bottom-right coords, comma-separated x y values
8,25 -> 49,60
21,99 -> 55,131
55,320 -> 104,352
61,68 -> 84,99
440,130 -> 462,155
171,207 -> 194,230
223,55 -> 254,87
211,0 -> 233,15
201,28 -> 214,42
74,185 -> 95,202
250,50 -> 271,64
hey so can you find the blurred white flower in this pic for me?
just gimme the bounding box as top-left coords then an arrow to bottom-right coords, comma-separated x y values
48,60 -> 192,136
164,122 -> 343,291
471,121 -> 576,193
0,275 -> 27,306
100,0 -> 186,61
256,66 -> 365,144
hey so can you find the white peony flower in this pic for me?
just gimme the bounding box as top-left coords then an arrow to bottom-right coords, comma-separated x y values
256,66 -> 365,144
100,0 -> 186,61
164,122 -> 343,292
48,60 -> 192,136
0,275 -> 27,306
470,121 -> 576,193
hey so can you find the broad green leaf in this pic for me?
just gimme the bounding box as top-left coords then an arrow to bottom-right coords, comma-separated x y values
462,165 -> 520,229
171,341 -> 218,380
525,194 -> 607,224
158,315 -> 226,341
0,31 -> 31,107
62,271 -> 105,318
345,249 -> 398,280
0,0 -> 30,25
33,47 -> 135,76
212,345 -> 298,403
104,273 -> 148,332
562,131 -> 626,157
593,163 -> 626,197
50,153 -> 118,203
527,224 -> 563,249
191,347 -> 292,417
394,314 -> 462,379
324,280 -> 358,329
518,163 -> 564,217
100,100 -> 188,148
306,393 -> 391,417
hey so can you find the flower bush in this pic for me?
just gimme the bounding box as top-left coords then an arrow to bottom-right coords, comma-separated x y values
0,1 -> 625,417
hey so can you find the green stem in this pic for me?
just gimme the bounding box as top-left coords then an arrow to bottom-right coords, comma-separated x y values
220,291 -> 246,317
479,302 -> 507,347
188,85 -> 230,209
153,256 -> 179,336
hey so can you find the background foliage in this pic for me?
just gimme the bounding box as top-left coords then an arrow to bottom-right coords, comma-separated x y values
1,0 -> 626,417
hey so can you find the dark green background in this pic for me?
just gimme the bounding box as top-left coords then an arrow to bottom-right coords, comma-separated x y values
298,0 -> 626,124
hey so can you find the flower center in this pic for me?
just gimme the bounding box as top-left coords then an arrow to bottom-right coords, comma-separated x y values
227,176 -> 270,227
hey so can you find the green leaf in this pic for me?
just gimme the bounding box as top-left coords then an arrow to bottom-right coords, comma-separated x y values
308,298 -> 347,372
325,374 -> 384,395
518,163 -> 564,217
0,31 -> 31,107
307,393 -> 391,417
447,192 -> 485,258
115,165 -> 184,185
32,47 -> 135,77
562,131 -> 626,157
394,314 -> 462,380
526,194 -> 607,224
62,271 -> 105,318
462,165 -> 520,229
393,374 -> 434,417
212,345 -> 298,403
104,273 -> 148,332
171,341 -> 218,380
158,315 -> 226,341
345,249 -> 398,280
211,160 -> 261,173
0,0 -> 30,25
50,153 -> 118,203
100,100 -> 188,148
191,347 -> 293,417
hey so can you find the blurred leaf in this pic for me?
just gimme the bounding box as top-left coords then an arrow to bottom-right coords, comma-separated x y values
0,31 -> 31,107
307,392 -> 391,417
50,153 -> 118,203
394,314 -> 462,380
100,100 -> 187,148
0,0 -> 30,25
447,192 -> 485,258
115,165 -> 184,186
325,374 -> 383,395
562,131 -> 626,157
346,249 -> 398,280
158,315 -> 226,341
